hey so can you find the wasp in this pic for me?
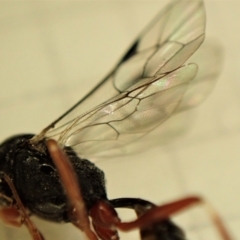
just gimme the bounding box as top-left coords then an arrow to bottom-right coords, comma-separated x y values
0,0 -> 232,240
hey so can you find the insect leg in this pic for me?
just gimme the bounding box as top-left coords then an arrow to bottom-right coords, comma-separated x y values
0,193 -> 22,228
0,172 -> 44,240
89,200 -> 120,240
47,139 -> 98,240
111,196 -> 232,240
110,198 -> 185,240
89,198 -> 184,240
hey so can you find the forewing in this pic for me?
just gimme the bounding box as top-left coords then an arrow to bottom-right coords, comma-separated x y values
36,0 -> 205,143
34,0 -> 208,158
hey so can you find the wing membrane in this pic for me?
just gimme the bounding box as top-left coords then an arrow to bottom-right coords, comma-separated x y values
33,0 -> 213,158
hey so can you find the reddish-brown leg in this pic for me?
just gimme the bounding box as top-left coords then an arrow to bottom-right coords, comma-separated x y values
110,198 -> 185,240
0,173 -> 44,240
0,198 -> 22,228
47,139 -> 98,240
113,196 -> 232,240
89,200 -> 121,240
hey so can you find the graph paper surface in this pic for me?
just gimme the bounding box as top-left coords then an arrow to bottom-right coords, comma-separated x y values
0,1 -> 239,240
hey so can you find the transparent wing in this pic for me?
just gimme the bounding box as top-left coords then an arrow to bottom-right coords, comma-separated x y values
33,0 -> 208,158
114,41 -> 223,156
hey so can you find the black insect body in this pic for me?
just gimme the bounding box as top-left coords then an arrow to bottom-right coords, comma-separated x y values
0,134 -> 107,222
0,0 -> 232,240
0,135 -> 191,240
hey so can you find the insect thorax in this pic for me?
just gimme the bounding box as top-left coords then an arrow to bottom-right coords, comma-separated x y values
0,134 -> 107,222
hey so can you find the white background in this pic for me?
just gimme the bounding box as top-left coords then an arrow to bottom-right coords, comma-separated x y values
0,0 -> 239,240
